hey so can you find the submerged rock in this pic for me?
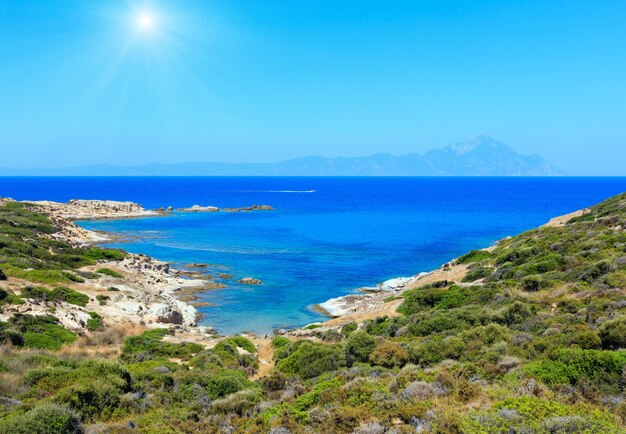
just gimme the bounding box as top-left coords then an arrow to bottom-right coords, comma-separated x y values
224,204 -> 274,212
178,205 -> 220,212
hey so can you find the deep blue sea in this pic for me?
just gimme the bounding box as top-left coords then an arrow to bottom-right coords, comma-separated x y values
1,177 -> 625,334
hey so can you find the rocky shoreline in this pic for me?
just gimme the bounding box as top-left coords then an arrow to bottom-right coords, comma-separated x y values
0,196 -> 588,341
308,264 -> 469,322
300,207 -> 587,335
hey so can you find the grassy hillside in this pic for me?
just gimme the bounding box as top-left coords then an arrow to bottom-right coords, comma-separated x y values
0,195 -> 625,433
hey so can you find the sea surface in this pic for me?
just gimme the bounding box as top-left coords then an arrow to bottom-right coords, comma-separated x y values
1,177 -> 625,334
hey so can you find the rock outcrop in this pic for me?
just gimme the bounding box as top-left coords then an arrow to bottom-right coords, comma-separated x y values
178,204 -> 274,213
26,199 -> 163,220
149,304 -> 184,325
224,205 -> 274,212
0,199 -> 207,331
178,205 -> 220,212
238,277 -> 263,285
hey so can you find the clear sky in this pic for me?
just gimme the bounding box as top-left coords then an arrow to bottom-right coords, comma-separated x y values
0,0 -> 624,174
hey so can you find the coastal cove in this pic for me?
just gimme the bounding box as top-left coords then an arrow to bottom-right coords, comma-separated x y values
2,176 -> 626,334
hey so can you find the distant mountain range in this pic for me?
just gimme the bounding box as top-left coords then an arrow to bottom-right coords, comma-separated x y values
0,136 -> 564,176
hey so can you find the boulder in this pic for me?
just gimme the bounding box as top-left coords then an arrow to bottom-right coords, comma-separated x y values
149,303 -> 184,324
238,277 -> 263,285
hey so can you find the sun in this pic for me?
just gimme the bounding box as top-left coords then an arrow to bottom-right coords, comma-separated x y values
136,12 -> 156,31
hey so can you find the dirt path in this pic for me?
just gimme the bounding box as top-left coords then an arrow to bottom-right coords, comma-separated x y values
251,337 -> 275,380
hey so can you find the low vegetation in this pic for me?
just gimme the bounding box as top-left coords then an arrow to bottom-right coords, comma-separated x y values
0,195 -> 625,432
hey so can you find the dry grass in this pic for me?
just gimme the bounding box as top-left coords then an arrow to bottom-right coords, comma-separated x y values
0,373 -> 21,397
58,323 -> 146,359
542,208 -> 589,228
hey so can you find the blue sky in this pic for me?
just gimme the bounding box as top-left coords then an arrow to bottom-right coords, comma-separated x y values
0,0 -> 624,174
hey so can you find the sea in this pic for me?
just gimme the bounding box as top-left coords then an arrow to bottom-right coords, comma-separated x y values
1,177 -> 625,334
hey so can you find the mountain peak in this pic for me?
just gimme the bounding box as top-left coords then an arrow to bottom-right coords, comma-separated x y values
446,135 -> 507,156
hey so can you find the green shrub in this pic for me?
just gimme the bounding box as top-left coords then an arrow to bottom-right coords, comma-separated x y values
295,378 -> 342,411
76,270 -> 99,280
51,287 -> 89,307
462,397 -> 621,433
20,286 -> 89,307
522,348 -> 626,392
345,330 -> 376,365
51,361 -> 131,421
341,322 -> 358,335
8,314 -> 77,350
462,267 -> 493,283
599,316 -> 626,350
209,389 -> 263,416
408,306 -> 483,336
0,288 -> 24,306
86,312 -> 102,331
368,341 -> 409,368
96,268 -> 123,278
456,249 -> 492,264
96,294 -> 109,306
56,379 -> 123,421
224,335 -> 256,353
520,275 -> 543,291
177,369 -> 253,400
6,269 -> 81,284
398,285 -> 447,315
571,329 -> 602,349
276,341 -> 346,379
0,403 -> 82,434
211,341 -> 242,368
605,271 -> 626,288
271,336 -> 290,349
410,336 -> 465,365
435,285 -> 469,309
84,248 -> 127,261
188,352 -> 224,370
122,328 -> 203,361
492,301 -> 533,327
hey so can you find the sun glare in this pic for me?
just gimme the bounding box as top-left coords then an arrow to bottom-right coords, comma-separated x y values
136,12 -> 156,31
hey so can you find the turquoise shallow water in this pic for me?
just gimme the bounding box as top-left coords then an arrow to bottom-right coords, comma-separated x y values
1,177 -> 626,334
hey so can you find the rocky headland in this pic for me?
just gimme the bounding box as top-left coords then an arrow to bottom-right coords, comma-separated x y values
0,197 -> 221,345
26,198 -> 165,220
